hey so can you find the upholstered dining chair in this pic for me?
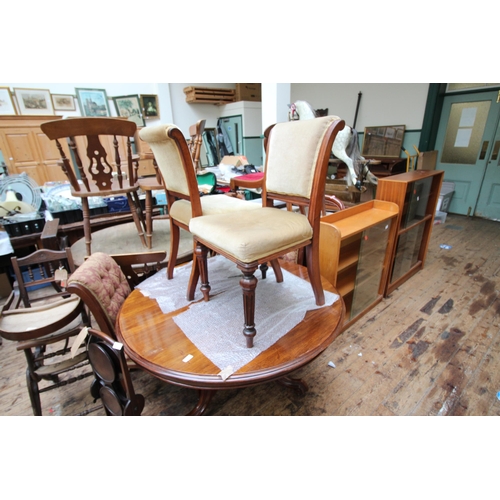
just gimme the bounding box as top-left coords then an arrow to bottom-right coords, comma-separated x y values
188,115 -> 345,348
139,124 -> 264,294
137,120 -> 206,248
40,117 -> 147,257
0,247 -> 92,416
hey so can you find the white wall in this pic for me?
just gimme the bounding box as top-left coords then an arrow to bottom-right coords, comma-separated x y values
291,83 -> 429,130
1,82 -> 430,135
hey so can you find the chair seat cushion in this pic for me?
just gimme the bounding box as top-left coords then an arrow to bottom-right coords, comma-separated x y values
189,207 -> 312,263
0,296 -> 83,338
170,194 -> 260,226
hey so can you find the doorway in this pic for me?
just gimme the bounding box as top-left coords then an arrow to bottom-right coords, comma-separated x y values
434,90 -> 500,219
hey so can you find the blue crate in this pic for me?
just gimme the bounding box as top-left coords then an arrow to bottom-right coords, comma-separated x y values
104,196 -> 130,213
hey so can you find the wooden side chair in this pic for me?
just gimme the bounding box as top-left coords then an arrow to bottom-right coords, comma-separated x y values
187,119 -> 206,172
188,116 -> 346,347
0,248 -> 92,416
86,327 -> 145,416
40,118 -> 147,257
138,124 -> 262,292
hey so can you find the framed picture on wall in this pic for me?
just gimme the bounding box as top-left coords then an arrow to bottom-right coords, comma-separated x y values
13,88 -> 54,115
75,88 -> 111,117
0,87 -> 17,115
51,94 -> 76,111
140,94 -> 159,119
112,94 -> 145,127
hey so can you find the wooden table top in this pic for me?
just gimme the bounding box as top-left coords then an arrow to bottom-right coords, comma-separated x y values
116,261 -> 345,391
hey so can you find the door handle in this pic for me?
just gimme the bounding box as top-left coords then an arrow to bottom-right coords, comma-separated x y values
490,140 -> 500,162
479,140 -> 489,160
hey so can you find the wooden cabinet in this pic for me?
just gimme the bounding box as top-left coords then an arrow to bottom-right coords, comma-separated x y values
375,170 -> 444,296
0,116 -> 69,186
319,200 -> 399,329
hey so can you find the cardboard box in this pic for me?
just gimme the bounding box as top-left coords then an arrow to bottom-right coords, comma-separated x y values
221,155 -> 249,167
417,150 -> 438,170
235,83 -> 261,102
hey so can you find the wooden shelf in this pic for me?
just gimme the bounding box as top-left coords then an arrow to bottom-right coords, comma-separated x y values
183,86 -> 235,105
319,199 -> 399,330
375,169 -> 444,296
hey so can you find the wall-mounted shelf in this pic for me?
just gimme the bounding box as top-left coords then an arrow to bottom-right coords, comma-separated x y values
183,87 -> 235,105
375,170 -> 444,296
319,200 -> 399,330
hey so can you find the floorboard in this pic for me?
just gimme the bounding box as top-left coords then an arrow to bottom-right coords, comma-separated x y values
1,213 -> 500,416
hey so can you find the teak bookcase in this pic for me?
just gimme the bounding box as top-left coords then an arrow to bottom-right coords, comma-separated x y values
375,170 -> 444,296
319,200 -> 399,330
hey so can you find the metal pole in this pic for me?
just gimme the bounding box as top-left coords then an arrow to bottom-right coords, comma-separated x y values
353,91 -> 362,129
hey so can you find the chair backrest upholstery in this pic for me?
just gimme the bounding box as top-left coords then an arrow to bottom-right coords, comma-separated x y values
265,116 -> 342,199
188,119 -> 206,170
67,252 -> 131,337
263,116 -> 345,225
40,117 -> 138,192
11,247 -> 77,309
139,125 -> 203,215
67,251 -> 166,337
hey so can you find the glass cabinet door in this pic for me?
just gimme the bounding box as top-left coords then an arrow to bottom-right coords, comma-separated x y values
351,219 -> 393,319
402,177 -> 433,227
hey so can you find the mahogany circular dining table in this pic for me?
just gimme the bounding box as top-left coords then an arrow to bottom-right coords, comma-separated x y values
116,261 -> 345,415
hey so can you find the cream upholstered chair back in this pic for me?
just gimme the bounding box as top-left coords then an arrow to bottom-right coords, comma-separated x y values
139,125 -> 195,198
265,116 -> 341,199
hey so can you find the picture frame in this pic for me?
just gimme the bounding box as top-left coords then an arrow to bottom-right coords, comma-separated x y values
13,88 -> 54,115
75,88 -> 111,117
112,94 -> 145,127
51,93 -> 76,111
0,87 -> 17,115
140,94 -> 160,119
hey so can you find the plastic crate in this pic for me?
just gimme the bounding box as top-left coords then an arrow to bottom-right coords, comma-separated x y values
105,196 -> 130,213
436,182 -> 455,213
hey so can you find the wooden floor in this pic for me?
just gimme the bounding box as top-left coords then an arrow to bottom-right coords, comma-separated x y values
1,213 -> 499,416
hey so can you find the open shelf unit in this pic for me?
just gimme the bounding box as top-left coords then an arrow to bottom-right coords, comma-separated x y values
375,170 -> 444,296
319,200 -> 399,330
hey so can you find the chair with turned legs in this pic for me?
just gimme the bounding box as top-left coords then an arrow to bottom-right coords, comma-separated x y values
188,116 -> 346,347
139,124 -> 265,294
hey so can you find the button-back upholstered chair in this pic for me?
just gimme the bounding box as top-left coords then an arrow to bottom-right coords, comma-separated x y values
189,116 -> 345,347
139,124 -> 263,293
40,118 -> 147,257
67,251 -> 166,339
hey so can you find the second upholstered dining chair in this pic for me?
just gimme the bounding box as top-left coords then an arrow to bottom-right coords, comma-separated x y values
139,124 -> 264,294
188,116 -> 345,348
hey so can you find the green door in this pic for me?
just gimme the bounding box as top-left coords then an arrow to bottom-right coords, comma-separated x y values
434,90 -> 500,218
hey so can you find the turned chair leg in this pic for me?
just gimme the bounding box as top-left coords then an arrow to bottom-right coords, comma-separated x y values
126,193 -> 147,248
305,244 -> 325,306
194,242 -> 211,301
167,221 -> 180,280
238,264 -> 259,348
187,242 -> 199,301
